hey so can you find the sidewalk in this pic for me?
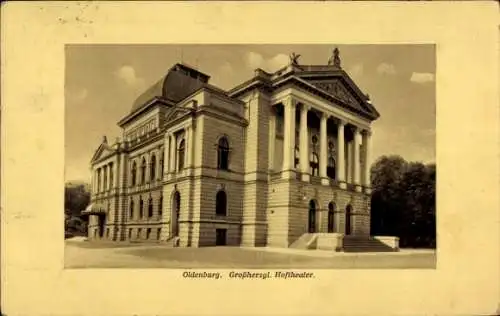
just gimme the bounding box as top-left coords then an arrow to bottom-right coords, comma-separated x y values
241,246 -> 436,258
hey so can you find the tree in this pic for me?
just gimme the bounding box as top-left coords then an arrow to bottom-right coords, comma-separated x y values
370,155 -> 408,236
370,156 -> 436,248
65,184 -> 90,217
64,183 -> 90,237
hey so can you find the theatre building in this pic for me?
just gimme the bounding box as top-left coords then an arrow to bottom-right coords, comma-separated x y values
83,48 -> 398,250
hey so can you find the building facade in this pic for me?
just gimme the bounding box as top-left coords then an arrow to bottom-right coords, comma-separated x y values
84,49 -> 382,248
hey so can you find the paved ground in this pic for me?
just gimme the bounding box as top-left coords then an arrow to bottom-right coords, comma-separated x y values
65,240 -> 436,269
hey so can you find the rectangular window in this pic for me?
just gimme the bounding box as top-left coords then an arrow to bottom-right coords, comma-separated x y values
146,228 -> 151,239
128,228 -> 132,239
157,228 -> 162,240
106,228 -> 110,238
137,228 -> 142,239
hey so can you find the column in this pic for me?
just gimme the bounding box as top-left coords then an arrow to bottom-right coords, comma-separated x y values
336,120 -> 346,188
319,113 -> 328,185
186,125 -> 194,169
353,127 -> 362,192
282,97 -> 296,177
362,130 -> 372,193
268,108 -> 276,171
299,104 -> 310,182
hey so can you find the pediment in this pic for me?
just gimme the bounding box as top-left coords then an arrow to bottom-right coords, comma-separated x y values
90,144 -> 116,163
164,106 -> 192,123
307,78 -> 373,114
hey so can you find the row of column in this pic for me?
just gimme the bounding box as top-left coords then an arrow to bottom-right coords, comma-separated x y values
92,162 -> 117,194
281,98 -> 372,190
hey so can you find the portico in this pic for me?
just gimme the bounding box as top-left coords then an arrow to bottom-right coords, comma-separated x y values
270,94 -> 372,193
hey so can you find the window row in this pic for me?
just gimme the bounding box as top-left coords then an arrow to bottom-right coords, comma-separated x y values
294,147 -> 337,178
128,227 -> 162,240
128,135 -> 231,187
129,195 -> 163,219
130,152 -> 164,186
127,119 -> 158,142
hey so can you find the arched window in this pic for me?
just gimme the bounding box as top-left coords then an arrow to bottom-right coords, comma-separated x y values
148,197 -> 153,217
131,162 -> 137,186
328,202 -> 335,233
308,200 -> 316,233
150,155 -> 156,181
129,199 -> 134,219
345,204 -> 352,235
327,156 -> 336,179
178,139 -> 185,171
158,195 -> 163,217
294,146 -> 300,169
310,152 -> 319,176
217,136 -> 230,170
215,190 -> 227,216
139,197 -> 144,218
141,158 -> 146,184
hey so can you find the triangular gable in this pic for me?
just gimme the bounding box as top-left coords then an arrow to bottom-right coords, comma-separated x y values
164,106 -> 193,123
306,77 -> 373,115
90,144 -> 116,163
294,69 -> 380,119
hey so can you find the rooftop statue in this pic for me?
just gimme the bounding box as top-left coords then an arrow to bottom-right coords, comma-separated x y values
289,52 -> 301,66
328,47 -> 341,68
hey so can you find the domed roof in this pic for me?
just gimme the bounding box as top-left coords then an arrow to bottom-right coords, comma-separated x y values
130,63 -> 210,114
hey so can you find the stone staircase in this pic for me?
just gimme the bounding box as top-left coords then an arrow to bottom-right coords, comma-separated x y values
289,233 -> 318,249
342,235 -> 398,252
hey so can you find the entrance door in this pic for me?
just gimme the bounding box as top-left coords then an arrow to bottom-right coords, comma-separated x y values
172,191 -> 180,237
327,202 -> 335,233
308,200 -> 316,233
215,228 -> 227,246
98,214 -> 105,238
345,205 -> 352,235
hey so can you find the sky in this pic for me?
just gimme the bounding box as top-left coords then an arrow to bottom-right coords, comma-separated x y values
65,44 -> 435,183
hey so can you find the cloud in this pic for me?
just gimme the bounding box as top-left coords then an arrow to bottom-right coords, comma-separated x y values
115,65 -> 146,89
244,52 -> 265,70
243,52 -> 289,72
219,61 -> 233,75
376,63 -> 397,75
68,88 -> 88,103
210,62 -> 234,89
347,63 -> 364,78
266,54 -> 289,71
410,72 -> 435,84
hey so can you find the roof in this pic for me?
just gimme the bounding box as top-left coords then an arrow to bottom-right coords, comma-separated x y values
82,203 -> 106,215
129,63 -> 211,115
228,63 -> 380,121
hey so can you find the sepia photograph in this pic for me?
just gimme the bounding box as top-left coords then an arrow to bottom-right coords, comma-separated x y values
64,44 -> 436,269
3,2 -> 499,315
